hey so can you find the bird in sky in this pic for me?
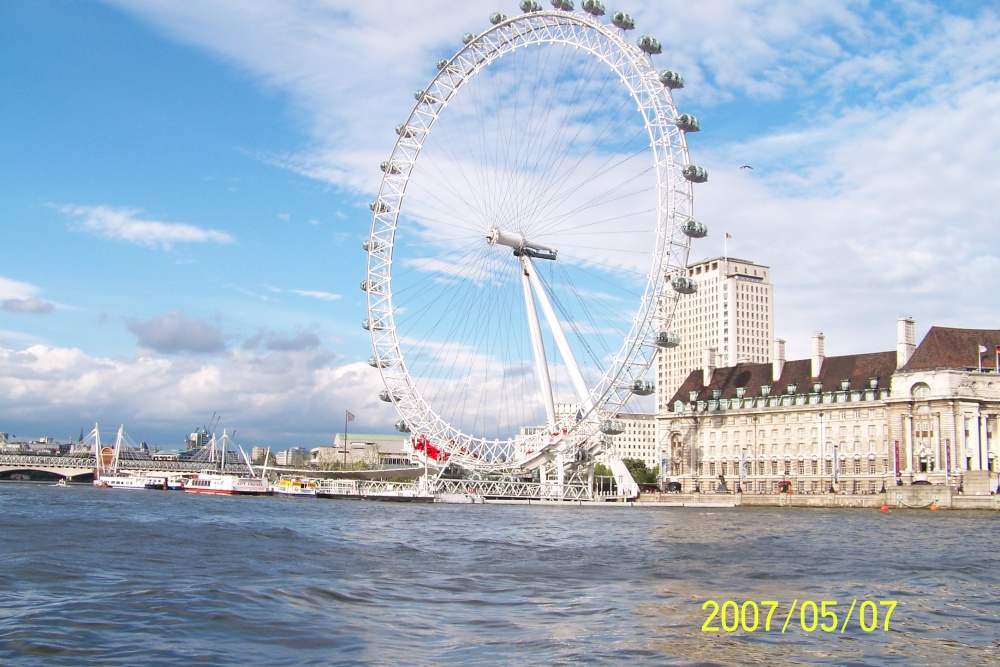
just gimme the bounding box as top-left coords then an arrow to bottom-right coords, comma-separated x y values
740,165 -> 753,169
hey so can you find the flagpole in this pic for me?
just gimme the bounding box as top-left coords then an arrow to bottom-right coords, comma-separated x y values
343,410 -> 349,468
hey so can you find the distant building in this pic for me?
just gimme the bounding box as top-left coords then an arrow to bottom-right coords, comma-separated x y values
656,318 -> 1000,493
310,434 -> 412,468
658,256 -> 773,411
275,447 -> 308,467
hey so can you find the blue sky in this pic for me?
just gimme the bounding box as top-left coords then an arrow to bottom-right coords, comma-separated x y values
2,0 -> 998,448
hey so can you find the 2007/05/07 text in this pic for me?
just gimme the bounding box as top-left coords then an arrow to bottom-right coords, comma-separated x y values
702,600 -> 897,633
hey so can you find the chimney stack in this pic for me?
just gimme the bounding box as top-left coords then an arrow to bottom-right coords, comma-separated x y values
702,347 -> 717,387
897,316 -> 915,368
772,339 -> 786,382
811,332 -> 825,379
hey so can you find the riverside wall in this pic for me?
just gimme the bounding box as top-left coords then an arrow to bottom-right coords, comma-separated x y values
637,486 -> 1000,510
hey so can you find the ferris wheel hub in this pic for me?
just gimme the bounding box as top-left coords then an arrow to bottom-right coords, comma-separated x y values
486,226 -> 558,261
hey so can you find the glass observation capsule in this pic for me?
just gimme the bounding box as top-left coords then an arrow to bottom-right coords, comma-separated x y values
380,161 -> 400,174
582,0 -> 605,16
489,13 -> 508,24
395,124 -> 415,138
551,0 -> 574,10
659,70 -> 684,89
368,355 -> 388,368
379,389 -> 396,403
369,200 -> 390,213
631,379 -> 655,396
611,12 -> 635,30
671,276 -> 698,294
599,418 -> 626,436
675,113 -> 700,132
655,330 -> 681,347
362,239 -> 383,252
395,420 -> 411,433
520,0 -> 542,12
683,165 -> 709,183
681,219 -> 708,238
414,90 -> 436,104
462,33 -> 476,45
637,36 -> 662,55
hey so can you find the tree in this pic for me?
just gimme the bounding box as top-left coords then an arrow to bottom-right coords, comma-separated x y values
622,457 -> 657,484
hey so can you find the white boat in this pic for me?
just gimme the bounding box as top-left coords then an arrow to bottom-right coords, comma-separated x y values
272,477 -> 317,498
183,472 -> 272,496
94,473 -> 168,490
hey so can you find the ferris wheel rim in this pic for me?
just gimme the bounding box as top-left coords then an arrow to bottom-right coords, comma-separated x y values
365,8 -> 694,468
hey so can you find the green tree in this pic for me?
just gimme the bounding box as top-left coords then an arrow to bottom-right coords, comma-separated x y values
622,457 -> 657,484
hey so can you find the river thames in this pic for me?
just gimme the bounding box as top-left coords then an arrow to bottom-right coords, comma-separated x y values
1,483 -> 997,666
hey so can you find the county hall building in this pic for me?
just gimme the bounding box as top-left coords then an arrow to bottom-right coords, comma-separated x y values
655,317 -> 1000,494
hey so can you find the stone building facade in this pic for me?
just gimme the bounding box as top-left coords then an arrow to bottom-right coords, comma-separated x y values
656,318 -> 1000,494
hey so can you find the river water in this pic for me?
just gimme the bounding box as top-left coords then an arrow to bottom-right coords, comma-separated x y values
1,483 -> 997,666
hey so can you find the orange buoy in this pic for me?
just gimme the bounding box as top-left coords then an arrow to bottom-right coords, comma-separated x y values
929,503 -> 938,511
879,504 -> 889,513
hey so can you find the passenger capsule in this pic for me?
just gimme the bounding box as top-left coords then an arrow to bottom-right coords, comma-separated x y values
395,420 -> 411,433
675,113 -> 700,132
414,89 -> 436,104
362,318 -> 385,331
582,0 -> 605,16
631,379 -> 655,396
659,70 -> 684,89
681,219 -> 707,238
369,200 -> 390,213
683,164 -> 709,183
551,0 -> 574,10
599,418 -> 626,436
671,275 -> 698,294
637,35 -> 662,55
395,124 -> 416,138
520,0 -> 542,11
655,330 -> 681,348
368,355 -> 388,368
378,389 -> 396,403
436,59 -> 449,70
360,280 -> 370,292
380,161 -> 401,174
362,239 -> 383,252
489,12 -> 508,24
462,32 -> 476,45
611,12 -> 635,30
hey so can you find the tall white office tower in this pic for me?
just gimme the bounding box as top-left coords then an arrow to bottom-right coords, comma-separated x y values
657,256 -> 774,410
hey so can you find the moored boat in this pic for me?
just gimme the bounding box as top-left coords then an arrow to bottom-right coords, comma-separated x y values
272,476 -> 317,498
183,472 -> 272,496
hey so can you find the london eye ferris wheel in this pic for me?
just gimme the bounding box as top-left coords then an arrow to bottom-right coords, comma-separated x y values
362,0 -> 708,480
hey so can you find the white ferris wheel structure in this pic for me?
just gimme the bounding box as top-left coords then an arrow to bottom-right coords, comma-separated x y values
363,0 -> 708,497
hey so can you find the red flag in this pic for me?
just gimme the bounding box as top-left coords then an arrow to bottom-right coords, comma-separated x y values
346,411 -> 355,422
725,232 -> 732,239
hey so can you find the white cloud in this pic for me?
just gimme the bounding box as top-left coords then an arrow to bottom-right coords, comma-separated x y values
59,204 -> 234,250
0,342 -> 398,447
1,298 -> 54,314
267,286 -> 342,301
0,276 -> 42,300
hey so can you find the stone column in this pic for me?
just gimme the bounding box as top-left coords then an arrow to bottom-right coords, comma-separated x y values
979,412 -> 989,471
903,415 -> 913,473
934,413 -> 943,472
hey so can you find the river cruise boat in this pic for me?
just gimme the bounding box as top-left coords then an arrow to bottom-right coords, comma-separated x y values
272,476 -> 317,498
183,472 -> 272,496
94,473 -> 169,490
